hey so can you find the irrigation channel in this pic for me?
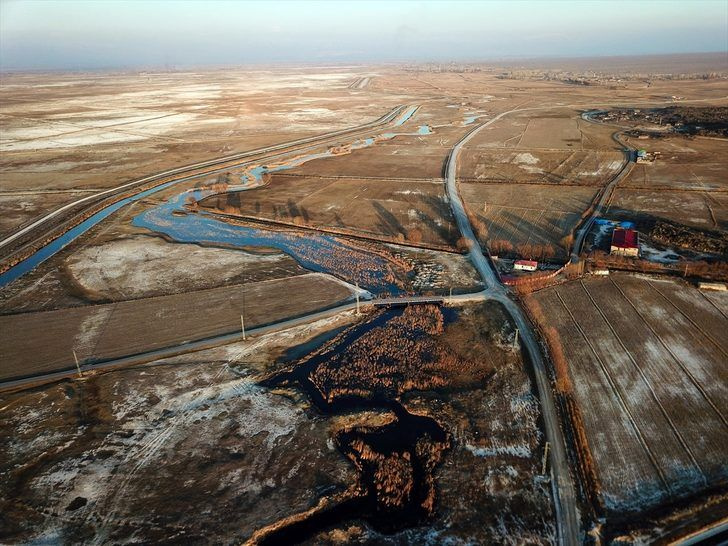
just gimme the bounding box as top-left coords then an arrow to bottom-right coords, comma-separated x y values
0,105 -> 428,292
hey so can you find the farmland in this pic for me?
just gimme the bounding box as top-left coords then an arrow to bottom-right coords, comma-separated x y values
457,149 -> 624,186
602,134 -> 728,237
456,108 -> 632,261
529,274 -> 728,526
198,174 -> 459,247
1,54 -> 727,544
459,183 -> 599,260
605,188 -> 728,231
0,273 -> 354,381
621,135 -> 728,192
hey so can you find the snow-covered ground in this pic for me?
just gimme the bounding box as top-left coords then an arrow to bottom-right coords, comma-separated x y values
65,236 -> 293,299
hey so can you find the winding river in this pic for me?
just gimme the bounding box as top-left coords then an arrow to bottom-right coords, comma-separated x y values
0,108 -> 432,294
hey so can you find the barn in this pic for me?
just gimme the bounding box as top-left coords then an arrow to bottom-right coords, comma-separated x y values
610,228 -> 639,257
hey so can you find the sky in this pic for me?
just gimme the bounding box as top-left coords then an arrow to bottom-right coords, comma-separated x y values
1,0 -> 727,70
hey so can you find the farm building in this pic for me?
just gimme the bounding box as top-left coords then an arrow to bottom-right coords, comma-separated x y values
636,149 -> 659,164
514,259 -> 538,272
610,228 -> 639,257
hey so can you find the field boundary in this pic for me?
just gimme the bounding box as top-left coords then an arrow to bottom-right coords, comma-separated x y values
609,278 -> 728,428
578,281 -> 706,482
552,288 -> 671,491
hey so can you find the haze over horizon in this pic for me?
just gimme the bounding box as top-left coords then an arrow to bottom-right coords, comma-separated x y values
1,0 -> 727,70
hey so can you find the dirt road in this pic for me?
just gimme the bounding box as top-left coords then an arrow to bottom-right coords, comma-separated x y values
570,113 -> 636,261
445,108 -> 582,546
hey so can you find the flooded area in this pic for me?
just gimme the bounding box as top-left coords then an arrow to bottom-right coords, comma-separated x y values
247,302 -> 553,543
131,110 -> 441,294
254,306 -> 457,541
133,193 -> 407,294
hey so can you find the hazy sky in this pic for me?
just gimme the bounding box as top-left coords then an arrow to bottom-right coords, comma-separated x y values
1,0 -> 727,69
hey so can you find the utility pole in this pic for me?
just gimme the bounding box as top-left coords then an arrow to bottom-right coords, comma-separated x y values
72,350 -> 82,378
542,442 -> 550,475
240,314 -> 246,341
684,263 -> 689,278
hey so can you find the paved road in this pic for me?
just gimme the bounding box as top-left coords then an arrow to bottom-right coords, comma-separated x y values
444,108 -> 581,546
0,104 -> 411,253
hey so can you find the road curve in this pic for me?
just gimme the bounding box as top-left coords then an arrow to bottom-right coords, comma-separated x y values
570,113 -> 636,261
444,109 -> 582,545
0,104 -> 411,252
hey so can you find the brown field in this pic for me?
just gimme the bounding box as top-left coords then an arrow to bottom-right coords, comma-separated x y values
606,188 -> 728,231
531,274 -> 728,514
282,140 -> 450,179
458,149 -> 624,185
199,174 -> 458,247
462,109 -> 624,151
605,134 -> 728,234
459,183 -> 599,259
455,108 -> 633,260
622,136 -> 728,191
0,273 -> 352,381
0,68 -> 403,231
517,116 -> 583,149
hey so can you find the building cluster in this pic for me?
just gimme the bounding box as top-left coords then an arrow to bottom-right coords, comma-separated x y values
636,149 -> 660,164
594,108 -> 674,129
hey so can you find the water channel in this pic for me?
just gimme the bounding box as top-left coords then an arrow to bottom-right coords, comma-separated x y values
0,108 -> 433,294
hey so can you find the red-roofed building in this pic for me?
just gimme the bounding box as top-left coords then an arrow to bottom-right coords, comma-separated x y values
610,228 -> 639,257
514,259 -> 538,271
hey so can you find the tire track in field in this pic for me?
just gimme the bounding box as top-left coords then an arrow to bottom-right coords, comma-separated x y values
609,278 -> 728,429
552,288 -> 671,493
515,119 -> 531,149
505,205 -> 531,247
95,358 -> 230,530
485,206 -> 506,240
523,197 -> 551,247
699,290 -> 728,322
579,281 -> 707,483
646,281 -> 728,360
91,360 -> 237,541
